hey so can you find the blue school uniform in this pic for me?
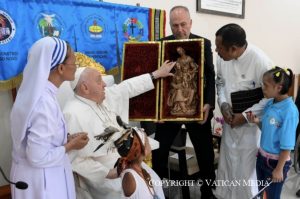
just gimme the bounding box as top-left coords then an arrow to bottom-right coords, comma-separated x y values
260,97 -> 299,154
257,97 -> 299,199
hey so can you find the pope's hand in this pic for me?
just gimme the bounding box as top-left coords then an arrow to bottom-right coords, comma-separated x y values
152,60 -> 176,79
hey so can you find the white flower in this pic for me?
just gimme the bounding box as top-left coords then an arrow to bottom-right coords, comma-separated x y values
270,118 -> 276,125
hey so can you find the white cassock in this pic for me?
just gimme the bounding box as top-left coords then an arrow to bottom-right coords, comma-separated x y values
63,74 -> 161,199
215,44 -> 273,199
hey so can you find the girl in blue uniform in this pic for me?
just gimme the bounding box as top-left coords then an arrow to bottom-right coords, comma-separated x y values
247,66 -> 299,199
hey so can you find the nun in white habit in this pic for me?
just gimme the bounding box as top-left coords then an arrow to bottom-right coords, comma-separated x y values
10,37 -> 89,199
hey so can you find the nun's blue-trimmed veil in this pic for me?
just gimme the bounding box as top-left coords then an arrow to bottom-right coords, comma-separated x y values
11,37 -> 67,149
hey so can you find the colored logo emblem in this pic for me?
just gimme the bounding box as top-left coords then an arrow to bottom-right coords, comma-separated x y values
38,12 -> 64,37
0,10 -> 16,45
82,15 -> 105,41
123,18 -> 144,41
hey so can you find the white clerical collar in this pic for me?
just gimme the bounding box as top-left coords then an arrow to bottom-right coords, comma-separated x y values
74,94 -> 109,108
74,94 -> 99,107
236,43 -> 251,61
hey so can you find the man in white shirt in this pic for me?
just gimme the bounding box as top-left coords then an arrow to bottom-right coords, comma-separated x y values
214,23 -> 273,199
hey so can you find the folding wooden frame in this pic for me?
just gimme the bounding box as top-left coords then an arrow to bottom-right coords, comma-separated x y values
160,39 -> 204,121
121,39 -> 204,121
121,41 -> 161,121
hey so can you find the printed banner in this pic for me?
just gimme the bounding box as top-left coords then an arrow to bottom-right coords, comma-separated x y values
0,0 -> 29,90
72,1 -> 118,72
114,4 -> 149,63
0,0 -> 165,90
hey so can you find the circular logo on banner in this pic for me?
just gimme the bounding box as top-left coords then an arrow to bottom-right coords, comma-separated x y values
0,10 -> 16,45
123,17 -> 144,41
37,12 -> 65,37
82,14 -> 106,42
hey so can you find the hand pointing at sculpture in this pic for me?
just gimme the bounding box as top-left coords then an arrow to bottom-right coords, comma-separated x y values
151,60 -> 176,79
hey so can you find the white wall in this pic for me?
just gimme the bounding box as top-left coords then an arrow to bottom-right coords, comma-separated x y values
1,0 -> 300,186
107,0 -> 300,73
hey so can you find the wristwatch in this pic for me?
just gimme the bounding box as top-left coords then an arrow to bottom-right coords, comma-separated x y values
150,72 -> 155,80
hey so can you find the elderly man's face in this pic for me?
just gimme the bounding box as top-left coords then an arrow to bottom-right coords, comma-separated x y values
170,8 -> 192,39
85,69 -> 107,104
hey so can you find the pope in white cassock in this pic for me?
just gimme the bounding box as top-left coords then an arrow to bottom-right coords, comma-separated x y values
214,24 -> 273,199
62,61 -> 175,199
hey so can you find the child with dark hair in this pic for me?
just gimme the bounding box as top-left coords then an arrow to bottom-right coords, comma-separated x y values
247,66 -> 299,199
115,128 -> 164,199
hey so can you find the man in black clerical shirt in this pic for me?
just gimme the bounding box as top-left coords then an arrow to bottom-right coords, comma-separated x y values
151,5 -> 216,199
